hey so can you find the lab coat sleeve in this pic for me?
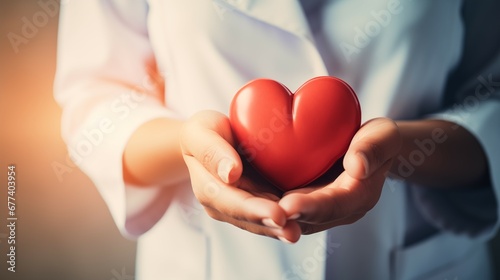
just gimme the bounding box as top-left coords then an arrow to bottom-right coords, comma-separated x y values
410,54 -> 500,241
54,0 -> 177,238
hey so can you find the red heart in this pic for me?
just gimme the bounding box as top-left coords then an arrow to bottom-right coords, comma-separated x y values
229,76 -> 361,191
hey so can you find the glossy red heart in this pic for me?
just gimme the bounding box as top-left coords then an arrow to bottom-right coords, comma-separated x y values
229,76 -> 361,191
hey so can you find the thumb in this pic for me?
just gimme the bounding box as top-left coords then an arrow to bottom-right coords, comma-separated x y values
343,118 -> 400,179
181,110 -> 242,184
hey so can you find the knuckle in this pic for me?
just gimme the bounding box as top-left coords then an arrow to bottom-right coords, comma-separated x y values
365,142 -> 384,169
201,144 -> 220,168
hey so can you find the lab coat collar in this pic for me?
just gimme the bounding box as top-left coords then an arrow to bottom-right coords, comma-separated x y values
214,0 -> 314,42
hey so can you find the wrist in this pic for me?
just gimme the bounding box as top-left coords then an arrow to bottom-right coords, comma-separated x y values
390,120 -> 488,188
123,118 -> 189,187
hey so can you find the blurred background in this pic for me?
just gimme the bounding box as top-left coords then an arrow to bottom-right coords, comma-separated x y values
0,1 -> 136,280
0,1 -> 499,280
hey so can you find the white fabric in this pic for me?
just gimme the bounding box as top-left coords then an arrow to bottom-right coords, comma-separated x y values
54,0 -> 499,279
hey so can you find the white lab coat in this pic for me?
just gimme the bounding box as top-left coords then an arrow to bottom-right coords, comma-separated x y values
54,0 -> 500,279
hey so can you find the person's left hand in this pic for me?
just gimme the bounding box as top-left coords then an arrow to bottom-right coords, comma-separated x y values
279,118 -> 401,235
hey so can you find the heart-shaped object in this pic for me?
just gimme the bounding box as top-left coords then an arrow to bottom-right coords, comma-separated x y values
229,76 -> 361,191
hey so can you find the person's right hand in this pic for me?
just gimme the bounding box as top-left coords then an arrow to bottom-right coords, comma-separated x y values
180,110 -> 302,243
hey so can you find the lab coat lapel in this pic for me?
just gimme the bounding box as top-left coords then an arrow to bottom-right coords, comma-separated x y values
214,0 -> 314,41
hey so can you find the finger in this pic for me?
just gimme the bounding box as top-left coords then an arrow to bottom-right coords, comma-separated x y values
298,213 -> 365,235
204,207 -> 302,243
280,172 -> 361,224
181,110 -> 242,183
280,164 -> 388,225
238,175 -> 282,201
343,118 -> 401,179
185,155 -> 288,228
238,159 -> 284,199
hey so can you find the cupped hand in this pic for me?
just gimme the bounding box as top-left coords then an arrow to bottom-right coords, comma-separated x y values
180,110 -> 301,243
279,118 -> 401,235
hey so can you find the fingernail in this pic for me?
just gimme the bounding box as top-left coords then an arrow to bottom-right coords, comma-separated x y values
288,213 -> 300,220
278,236 -> 294,244
217,158 -> 234,183
262,218 -> 282,229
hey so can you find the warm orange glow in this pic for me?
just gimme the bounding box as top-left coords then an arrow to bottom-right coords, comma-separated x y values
0,1 -> 135,279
